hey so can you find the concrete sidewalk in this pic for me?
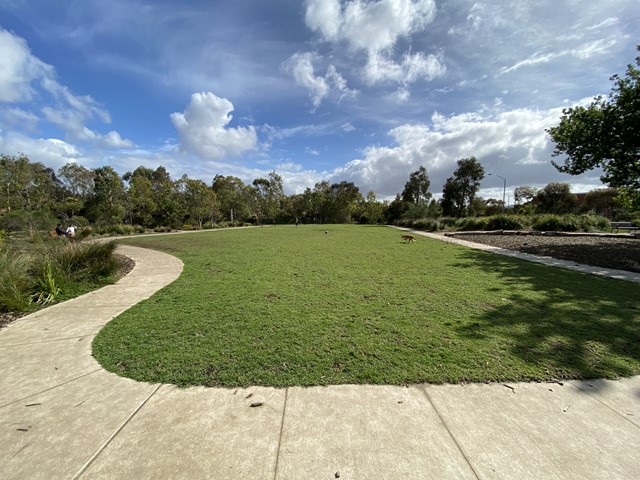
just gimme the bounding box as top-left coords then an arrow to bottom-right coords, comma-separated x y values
1,244 -> 639,479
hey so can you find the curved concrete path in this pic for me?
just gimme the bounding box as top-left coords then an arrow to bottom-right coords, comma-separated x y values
1,243 -> 639,479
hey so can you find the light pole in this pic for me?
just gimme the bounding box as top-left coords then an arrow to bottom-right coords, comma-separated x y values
488,173 -> 506,211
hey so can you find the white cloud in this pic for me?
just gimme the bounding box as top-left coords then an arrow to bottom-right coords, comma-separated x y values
328,104 -> 603,198
282,52 -> 356,109
305,0 -> 436,53
304,0 -> 443,87
282,52 -> 329,109
0,131 -> 84,170
0,107 -> 39,131
0,27 -> 132,149
0,27 -> 52,102
170,92 -> 258,160
365,51 -> 445,84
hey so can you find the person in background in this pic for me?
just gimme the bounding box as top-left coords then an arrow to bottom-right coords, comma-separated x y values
55,223 -> 67,237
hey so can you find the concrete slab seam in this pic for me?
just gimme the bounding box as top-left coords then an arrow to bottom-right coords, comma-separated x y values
569,382 -> 640,429
1,333 -> 98,348
73,383 -> 163,479
272,387 -> 289,480
0,368 -> 103,409
419,385 -> 481,480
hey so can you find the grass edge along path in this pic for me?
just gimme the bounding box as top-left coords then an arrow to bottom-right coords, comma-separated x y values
92,225 -> 640,388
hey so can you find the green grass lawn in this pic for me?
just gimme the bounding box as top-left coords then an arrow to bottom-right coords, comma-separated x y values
92,225 -> 640,387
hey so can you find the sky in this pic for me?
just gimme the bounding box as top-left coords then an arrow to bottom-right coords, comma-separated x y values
0,0 -> 638,202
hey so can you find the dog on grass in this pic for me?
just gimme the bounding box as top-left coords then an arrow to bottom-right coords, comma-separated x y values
401,234 -> 416,243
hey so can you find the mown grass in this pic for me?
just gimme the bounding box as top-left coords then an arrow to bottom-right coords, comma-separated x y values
93,225 -> 640,387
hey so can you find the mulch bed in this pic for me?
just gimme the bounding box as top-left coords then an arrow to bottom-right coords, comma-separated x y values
447,233 -> 640,274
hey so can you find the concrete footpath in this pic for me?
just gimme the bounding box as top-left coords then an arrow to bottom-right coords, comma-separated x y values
1,244 -> 639,479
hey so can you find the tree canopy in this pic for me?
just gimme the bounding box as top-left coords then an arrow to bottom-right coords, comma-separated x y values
440,157 -> 485,217
547,45 -> 640,190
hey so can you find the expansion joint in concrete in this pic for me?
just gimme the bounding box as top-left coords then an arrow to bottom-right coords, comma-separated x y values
73,383 -> 163,479
272,387 -> 289,480
420,386 -> 481,480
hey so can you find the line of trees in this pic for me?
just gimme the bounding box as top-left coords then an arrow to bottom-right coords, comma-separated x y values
1,152 -> 632,236
0,154 -> 389,231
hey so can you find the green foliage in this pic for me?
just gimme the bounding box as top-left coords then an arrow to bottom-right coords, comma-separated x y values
485,215 -> 524,231
438,217 -> 458,228
535,182 -> 577,214
548,45 -> 640,189
440,157 -> 485,217
455,217 -> 488,231
31,261 -> 61,306
401,166 -> 432,204
412,218 -> 439,231
532,215 -> 579,232
0,247 -> 32,312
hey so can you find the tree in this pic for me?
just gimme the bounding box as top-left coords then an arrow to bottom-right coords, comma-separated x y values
440,157 -> 485,217
401,166 -> 432,204
547,45 -> 640,190
251,171 -> 284,225
534,182 -> 577,214
514,186 -> 538,206
583,188 -> 622,218
87,166 -> 126,225
182,177 -> 219,228
0,154 -> 59,213
212,175 -> 250,222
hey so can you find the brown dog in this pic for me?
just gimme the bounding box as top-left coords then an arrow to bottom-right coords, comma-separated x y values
401,234 -> 416,243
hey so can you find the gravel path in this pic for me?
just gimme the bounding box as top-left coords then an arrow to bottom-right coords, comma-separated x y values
448,233 -> 640,273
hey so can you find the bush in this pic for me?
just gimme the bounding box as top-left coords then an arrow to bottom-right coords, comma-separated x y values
0,247 -> 32,312
456,217 -> 488,231
576,214 -> 610,232
412,219 -> 439,231
153,226 -> 172,233
532,214 -> 579,232
438,217 -> 457,229
485,215 -> 524,231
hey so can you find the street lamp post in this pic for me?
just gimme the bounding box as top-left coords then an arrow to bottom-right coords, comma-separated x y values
489,173 -> 507,212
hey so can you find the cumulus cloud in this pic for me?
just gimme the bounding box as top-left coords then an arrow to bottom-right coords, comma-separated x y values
328,104 -> 586,198
304,0 -> 443,86
170,92 -> 258,160
0,131 -> 84,170
282,52 -> 356,109
305,0 -> 436,53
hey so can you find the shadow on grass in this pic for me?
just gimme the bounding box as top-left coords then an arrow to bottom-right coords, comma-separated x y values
516,242 -> 640,274
452,249 -> 640,380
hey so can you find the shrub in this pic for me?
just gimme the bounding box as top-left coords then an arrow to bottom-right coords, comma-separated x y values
31,260 -> 61,306
532,214 -> 578,232
0,247 -> 32,312
576,214 -> 610,232
456,217 -> 488,231
412,218 -> 439,231
485,215 -> 524,231
154,226 -> 172,233
438,217 -> 457,229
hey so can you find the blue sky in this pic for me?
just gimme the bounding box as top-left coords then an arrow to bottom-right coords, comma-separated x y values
0,0 -> 638,201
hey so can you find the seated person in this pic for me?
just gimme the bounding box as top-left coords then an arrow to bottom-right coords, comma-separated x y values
66,224 -> 77,237
55,223 -> 67,237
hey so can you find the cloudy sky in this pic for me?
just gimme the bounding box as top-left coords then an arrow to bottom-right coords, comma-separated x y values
0,0 -> 638,202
